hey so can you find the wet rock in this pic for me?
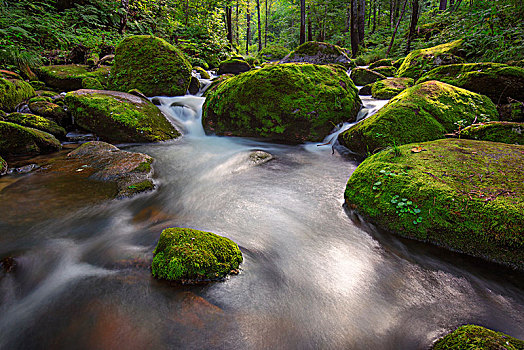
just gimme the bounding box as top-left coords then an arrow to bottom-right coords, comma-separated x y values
7,163 -> 40,174
350,68 -> 386,86
0,73 -> 35,112
369,58 -> 394,69
358,84 -> 373,96
28,100 -> 68,125
4,112 -> 66,138
194,66 -> 210,79
127,89 -> 148,100
249,151 -> 273,165
189,76 -> 200,95
202,74 -> 234,97
280,41 -> 354,68
371,66 -> 397,77
217,59 -> 251,75
65,131 -> 97,143
433,325 -> 524,349
371,77 -> 414,100
36,64 -> 110,91
0,121 -> 62,156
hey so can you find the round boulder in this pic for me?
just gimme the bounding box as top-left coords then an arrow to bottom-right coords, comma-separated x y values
36,64 -> 110,91
0,121 -> 61,156
4,112 -> 66,138
371,78 -> 414,100
350,68 -> 386,86
434,325 -> 524,349
217,59 -> 251,75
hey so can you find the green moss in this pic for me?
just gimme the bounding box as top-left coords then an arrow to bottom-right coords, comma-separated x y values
127,180 -> 154,193
339,81 -> 499,155
194,66 -> 210,79
433,325 -> 524,349
345,139 -> 524,268
392,57 -> 405,69
281,41 -> 354,68
397,40 -> 465,79
28,101 -> 67,124
151,227 -> 243,282
86,52 -> 99,66
65,90 -> 180,142
202,74 -> 234,97
29,80 -> 46,90
81,77 -> 104,90
36,90 -> 59,98
28,96 -> 52,104
498,102 -> 524,122
350,68 -> 386,85
460,122 -> 523,145
417,63 -> 524,102
217,59 -> 251,75
0,78 -> 35,111
0,121 -> 61,156
257,45 -> 290,61
4,112 -> 66,137
369,58 -> 393,69
0,155 -> 6,175
371,66 -> 397,77
203,63 -> 362,143
134,158 -> 152,172
36,64 -> 110,91
109,35 -> 192,97
371,78 -> 414,100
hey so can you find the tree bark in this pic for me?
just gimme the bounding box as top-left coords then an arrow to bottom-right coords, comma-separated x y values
265,0 -> 268,47
226,6 -> 233,46
350,0 -> 359,58
118,0 -> 129,34
406,0 -> 419,54
386,0 -> 409,57
185,0 -> 190,26
236,0 -> 240,46
372,1 -> 378,33
357,0 -> 365,43
246,1 -> 251,54
439,0 -> 447,11
257,0 -> 262,51
307,5 -> 313,41
300,0 -> 306,44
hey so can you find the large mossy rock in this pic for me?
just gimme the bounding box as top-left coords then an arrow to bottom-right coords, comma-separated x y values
203,63 -> 361,143
28,101 -> 68,125
152,227 -> 243,283
0,121 -> 61,156
4,112 -> 66,138
65,89 -> 180,142
397,40 -> 464,79
0,77 -> 35,111
338,81 -> 498,155
36,64 -> 110,91
280,41 -> 354,68
369,58 -> 393,69
109,35 -> 192,97
371,78 -> 414,100
217,59 -> 251,75
371,66 -> 397,77
433,325 -> 524,349
417,63 -> 524,103
257,45 -> 290,62
460,121 -> 523,145
350,68 -> 386,86
345,139 -> 524,268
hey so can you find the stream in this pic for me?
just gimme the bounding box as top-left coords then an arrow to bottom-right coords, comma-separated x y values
0,85 -> 523,349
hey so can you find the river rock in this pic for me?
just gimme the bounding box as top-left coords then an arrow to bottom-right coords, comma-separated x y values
109,35 -> 192,97
397,40 -> 465,79
36,64 -> 110,91
338,81 -> 498,155
371,77 -> 414,99
28,101 -> 68,125
0,121 -> 61,156
4,112 -> 66,138
203,63 -> 361,143
371,66 -> 397,77
369,58 -> 393,69
460,121 -> 523,145
344,138 -> 524,268
194,66 -> 210,79
0,72 -> 35,111
189,76 -> 200,95
358,84 -> 373,96
433,325 -> 524,349
217,59 -> 251,75
257,45 -> 290,62
151,227 -> 243,283
350,68 -> 386,85
65,89 -> 180,142
249,151 -> 273,165
0,156 -> 6,176
417,62 -> 524,103
280,41 -> 354,68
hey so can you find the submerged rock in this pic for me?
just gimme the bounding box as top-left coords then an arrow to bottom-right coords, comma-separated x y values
0,121 -> 61,156
109,35 -> 192,97
36,64 -> 110,91
4,112 -> 66,138
371,77 -> 414,100
350,68 -> 386,86
203,63 -> 361,143
217,59 -> 251,75
280,41 -> 354,68
249,150 -> 273,165
344,139 -> 524,268
257,45 -> 290,62
0,75 -> 35,112
65,89 -> 180,142
433,325 -> 524,349
460,121 -> 523,145
338,81 -> 498,156
151,227 -> 243,283
417,62 -> 524,103
397,40 -> 464,79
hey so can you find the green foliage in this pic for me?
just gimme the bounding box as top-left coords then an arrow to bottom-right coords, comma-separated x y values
433,325 -> 524,349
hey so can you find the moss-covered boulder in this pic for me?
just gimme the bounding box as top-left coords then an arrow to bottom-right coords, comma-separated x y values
0,121 -> 61,156
371,66 -> 397,77
350,68 -> 386,86
0,156 -> 6,176
345,139 -> 524,268
417,63 -> 524,103
152,227 -> 243,283
392,57 -> 405,69
498,102 -> 524,122
202,74 -> 234,97
371,78 -> 414,100
369,59 -> 393,69
460,121 -> 523,145
257,45 -> 290,61
188,76 -> 200,95
4,112 -> 66,138
109,35 -> 192,97
203,63 -> 361,143
397,40 -> 465,79
65,89 -> 180,143
28,101 -> 68,125
36,64 -> 110,91
81,77 -> 104,90
280,41 -> 354,68
433,325 -> 524,349
0,77 -> 35,112
338,81 -> 498,155
217,59 -> 251,75
194,66 -> 210,79
359,83 -> 373,96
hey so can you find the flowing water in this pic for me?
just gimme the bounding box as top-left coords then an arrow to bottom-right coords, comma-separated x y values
0,90 -> 523,349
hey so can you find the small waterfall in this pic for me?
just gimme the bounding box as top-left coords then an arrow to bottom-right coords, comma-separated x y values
155,95 -> 206,137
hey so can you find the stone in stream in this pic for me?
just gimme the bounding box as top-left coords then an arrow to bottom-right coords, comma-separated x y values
203,63 -> 361,143
109,35 -> 192,97
371,66 -> 397,77
433,325 -> 524,349
36,64 -> 110,91
28,100 -> 68,126
249,151 -> 273,166
151,227 -> 243,284
344,138 -> 524,269
194,66 -> 210,79
368,58 -> 394,69
338,81 -> 498,156
188,76 -> 200,95
358,84 -> 373,96
0,121 -> 62,156
350,68 -> 386,86
280,41 -> 355,68
217,58 -> 251,75
371,77 -> 414,100
4,112 -> 66,138
0,70 -> 35,112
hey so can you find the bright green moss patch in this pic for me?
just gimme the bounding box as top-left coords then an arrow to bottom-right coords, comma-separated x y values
350,68 -> 386,85
371,66 -> 397,77
0,78 -> 35,111
65,89 -> 180,142
433,325 -> 524,349
371,78 -> 414,100
36,64 -> 110,91
109,35 -> 192,97
152,227 -> 243,283
339,81 -> 498,155
417,63 -> 524,102
460,122 -> 523,145
203,63 -> 361,143
345,139 -> 524,268
81,77 -> 104,90
28,96 -> 52,104
0,121 -> 61,156
369,59 -> 393,69
4,112 -> 66,138
194,66 -> 210,79
257,45 -> 290,61
397,40 -> 465,79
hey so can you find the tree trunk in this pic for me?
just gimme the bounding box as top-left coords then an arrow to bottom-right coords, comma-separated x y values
256,0 -> 262,51
246,2 -> 251,54
265,0 -> 268,47
386,0 -> 409,57
307,5 -> 313,41
300,0 -> 306,44
185,0 -> 190,26
406,0 -> 419,54
372,1 -> 378,33
345,4 -> 350,33
118,0 -> 129,34
357,0 -> 365,43
439,0 -> 447,11
226,6 -> 233,46
350,0 -> 359,58
236,0 -> 240,46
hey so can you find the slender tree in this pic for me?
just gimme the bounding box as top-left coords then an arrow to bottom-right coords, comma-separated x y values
226,6 -> 233,46
246,1 -> 251,54
350,0 -> 359,57
386,0 -> 409,57
265,0 -> 268,47
236,0 -> 240,47
357,0 -> 365,43
300,0 -> 306,44
257,0 -> 262,51
406,0 -> 419,53
307,4 -> 313,41
439,0 -> 447,11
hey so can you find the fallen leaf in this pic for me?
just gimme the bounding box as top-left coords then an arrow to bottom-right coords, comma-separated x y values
411,147 -> 422,153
